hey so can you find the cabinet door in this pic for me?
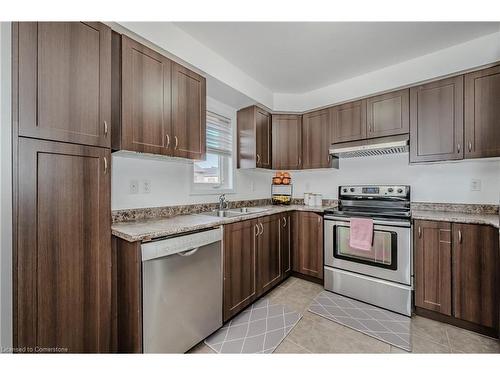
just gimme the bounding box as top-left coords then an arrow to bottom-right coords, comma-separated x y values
171,63 -> 206,160
302,109 -> 331,169
272,115 -> 302,170
16,22 -> 111,147
121,35 -> 171,155
465,65 -> 500,159
223,219 -> 258,321
16,138 -> 111,352
414,220 -> 452,315
255,107 -> 272,168
367,89 -> 409,138
410,76 -> 464,163
331,100 -> 367,143
452,223 -> 499,329
280,213 -> 293,280
294,212 -> 323,279
257,215 -> 282,294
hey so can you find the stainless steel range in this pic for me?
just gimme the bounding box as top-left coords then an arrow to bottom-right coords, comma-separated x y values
323,185 -> 412,316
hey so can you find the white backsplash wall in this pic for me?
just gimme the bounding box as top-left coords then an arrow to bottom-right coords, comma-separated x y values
111,154 -> 273,210
289,154 -> 500,204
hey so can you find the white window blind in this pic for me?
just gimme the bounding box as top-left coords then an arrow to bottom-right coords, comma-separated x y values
206,111 -> 232,156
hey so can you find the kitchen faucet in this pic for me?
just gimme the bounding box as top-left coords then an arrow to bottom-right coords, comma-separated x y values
218,194 -> 228,210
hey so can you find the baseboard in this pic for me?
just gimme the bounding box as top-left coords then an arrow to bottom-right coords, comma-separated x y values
290,271 -> 323,285
415,307 -> 498,339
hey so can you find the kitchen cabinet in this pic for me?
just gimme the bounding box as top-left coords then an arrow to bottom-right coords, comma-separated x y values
237,106 -> 272,169
410,76 -> 464,163
257,215 -> 282,294
452,223 -> 499,329
293,212 -> 324,280
301,109 -> 331,169
414,220 -> 452,316
367,89 -> 409,138
119,35 -> 171,155
171,62 -> 206,160
465,64 -> 500,159
331,100 -> 367,143
414,220 -> 499,333
280,213 -> 293,280
223,219 -> 258,321
15,22 -> 111,148
272,114 -> 302,170
15,138 -> 111,353
114,34 -> 206,160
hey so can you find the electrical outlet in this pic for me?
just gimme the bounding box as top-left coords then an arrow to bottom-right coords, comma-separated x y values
142,179 -> 151,194
470,179 -> 482,192
129,180 -> 139,194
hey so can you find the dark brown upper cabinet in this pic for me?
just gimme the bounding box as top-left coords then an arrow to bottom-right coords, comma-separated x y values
410,76 -> 464,163
119,35 -> 171,155
113,34 -> 206,160
272,114 -> 302,170
15,22 -> 111,148
414,220 -> 452,316
452,223 -> 499,330
465,64 -> 500,159
237,106 -> 272,169
16,138 -> 111,352
367,89 -> 409,138
302,109 -> 331,169
171,62 -> 206,160
331,100 -> 367,143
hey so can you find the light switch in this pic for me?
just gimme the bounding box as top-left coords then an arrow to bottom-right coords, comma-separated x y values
470,179 -> 481,191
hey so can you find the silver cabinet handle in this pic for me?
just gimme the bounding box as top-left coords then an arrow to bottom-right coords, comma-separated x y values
255,224 -> 259,237
298,156 -> 301,166
103,157 -> 108,174
468,141 -> 472,152
256,153 -> 260,164
166,134 -> 170,149
457,143 -> 460,153
174,136 -> 179,150
259,223 -> 264,234
418,226 -> 421,238
282,217 -> 287,228
103,121 -> 108,136
458,229 -> 462,244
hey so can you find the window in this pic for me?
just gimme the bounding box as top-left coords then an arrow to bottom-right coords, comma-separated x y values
192,109 -> 234,193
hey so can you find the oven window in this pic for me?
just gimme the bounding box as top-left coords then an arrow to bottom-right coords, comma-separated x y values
333,225 -> 397,270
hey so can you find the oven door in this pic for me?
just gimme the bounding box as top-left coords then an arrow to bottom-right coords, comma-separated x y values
324,216 -> 410,285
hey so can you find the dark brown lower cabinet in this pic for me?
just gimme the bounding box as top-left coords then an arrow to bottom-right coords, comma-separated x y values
414,220 -> 452,315
414,220 -> 499,334
15,138 -> 111,353
257,215 -> 282,294
293,211 -> 324,280
280,213 -> 293,280
452,223 -> 499,329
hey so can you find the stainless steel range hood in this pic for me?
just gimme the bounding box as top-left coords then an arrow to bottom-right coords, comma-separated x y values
329,134 -> 409,159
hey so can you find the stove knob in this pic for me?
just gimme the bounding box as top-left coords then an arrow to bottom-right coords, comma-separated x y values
397,188 -> 403,194
342,188 -> 347,193
387,188 -> 394,193
350,188 -> 355,193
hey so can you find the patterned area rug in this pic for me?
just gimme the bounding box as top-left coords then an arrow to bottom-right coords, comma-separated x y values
205,299 -> 302,353
308,290 -> 411,352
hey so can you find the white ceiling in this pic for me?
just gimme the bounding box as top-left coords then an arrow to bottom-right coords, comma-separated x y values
174,22 -> 500,93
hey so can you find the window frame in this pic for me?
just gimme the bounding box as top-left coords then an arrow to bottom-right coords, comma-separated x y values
190,97 -> 236,195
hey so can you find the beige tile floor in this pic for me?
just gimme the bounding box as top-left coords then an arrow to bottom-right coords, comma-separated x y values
189,277 -> 500,354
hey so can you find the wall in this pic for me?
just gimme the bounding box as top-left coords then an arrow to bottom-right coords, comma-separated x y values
0,22 -> 13,352
288,154 -> 500,204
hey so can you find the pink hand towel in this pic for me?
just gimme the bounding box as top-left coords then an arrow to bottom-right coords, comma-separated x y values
349,217 -> 374,251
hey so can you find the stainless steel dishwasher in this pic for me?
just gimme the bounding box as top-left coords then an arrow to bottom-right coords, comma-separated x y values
141,227 -> 222,353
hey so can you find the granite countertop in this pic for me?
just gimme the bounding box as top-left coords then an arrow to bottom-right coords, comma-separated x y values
112,204 -> 329,242
412,210 -> 499,229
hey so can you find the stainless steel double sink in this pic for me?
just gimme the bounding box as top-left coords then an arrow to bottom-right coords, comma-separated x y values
200,206 -> 270,218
